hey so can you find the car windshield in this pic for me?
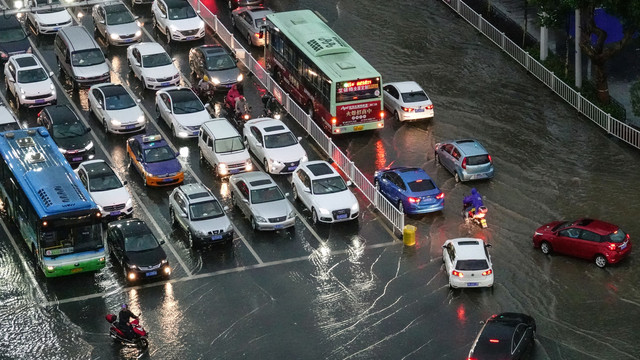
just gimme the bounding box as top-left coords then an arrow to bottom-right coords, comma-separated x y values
455,259 -> 489,271
251,186 -> 284,204
105,93 -> 136,110
89,172 -> 123,192
35,0 -> 64,13
189,200 -> 224,220
552,221 -> 573,231
205,53 -> 236,71
71,49 -> 105,67
17,68 -> 48,84
401,90 -> 429,103
607,229 -> 627,243
124,233 -> 158,252
0,28 -> 27,43
214,136 -> 245,153
312,176 -> 347,195
168,5 -> 196,20
52,121 -> 86,138
466,155 -> 490,165
106,9 -> 135,25
173,98 -> 204,114
143,146 -> 175,163
407,179 -> 436,192
142,53 -> 172,68
264,132 -> 297,148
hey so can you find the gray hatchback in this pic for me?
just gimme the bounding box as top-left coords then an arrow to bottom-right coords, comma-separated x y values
435,139 -> 494,182
169,182 -> 234,248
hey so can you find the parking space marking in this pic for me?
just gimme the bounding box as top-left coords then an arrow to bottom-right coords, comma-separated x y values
27,38 -> 193,277
0,219 -> 47,303
43,239 -> 401,307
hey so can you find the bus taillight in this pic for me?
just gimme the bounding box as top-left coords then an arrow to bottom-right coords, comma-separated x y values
331,117 -> 337,124
42,221 -> 48,227
334,128 -> 341,133
379,111 -> 385,119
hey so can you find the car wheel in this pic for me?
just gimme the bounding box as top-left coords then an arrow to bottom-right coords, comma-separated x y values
397,200 -> 404,213
187,232 -> 194,249
454,172 -> 460,183
595,254 -> 607,268
122,261 -> 129,282
540,241 -> 552,255
152,16 -> 157,31
448,281 -> 453,290
198,150 -> 205,164
166,29 -> 171,44
247,33 -> 252,46
170,208 -> 176,227
103,119 -> 109,134
292,186 -> 299,201
394,110 -> 400,121
231,193 -> 237,208
311,209 -> 318,225
155,105 -> 161,120
263,159 -> 269,174
251,217 -> 258,231
435,153 -> 440,166
172,124 -> 178,138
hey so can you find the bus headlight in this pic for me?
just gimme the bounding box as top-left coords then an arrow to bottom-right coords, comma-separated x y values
46,265 -> 55,271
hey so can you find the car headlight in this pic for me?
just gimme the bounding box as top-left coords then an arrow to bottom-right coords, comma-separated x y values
161,259 -> 168,265
318,207 -> 330,215
301,155 -> 308,163
84,141 -> 94,151
125,198 -> 133,209
110,33 -> 120,40
237,73 -> 243,82
270,158 -> 282,166
135,30 -> 142,37
211,77 -> 220,85
145,77 -> 156,82
194,228 -> 206,236
110,119 -> 122,126
225,223 -> 233,232
58,147 -> 67,154
255,216 -> 267,223
287,210 -> 295,219
137,115 -> 145,124
102,72 -> 110,78
351,202 -> 359,212
127,263 -> 137,269
169,24 -> 177,32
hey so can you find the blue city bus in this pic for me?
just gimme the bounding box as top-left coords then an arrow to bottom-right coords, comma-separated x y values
0,127 -> 105,277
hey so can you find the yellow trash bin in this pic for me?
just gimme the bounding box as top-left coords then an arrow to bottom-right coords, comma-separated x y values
403,225 -> 416,246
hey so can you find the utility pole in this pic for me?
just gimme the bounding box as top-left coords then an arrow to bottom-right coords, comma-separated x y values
575,8 -> 582,88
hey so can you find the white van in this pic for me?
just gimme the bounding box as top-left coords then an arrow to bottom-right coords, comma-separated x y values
198,118 -> 253,177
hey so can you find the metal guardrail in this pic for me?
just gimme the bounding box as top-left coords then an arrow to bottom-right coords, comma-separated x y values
443,0 -> 640,150
190,0 -> 405,233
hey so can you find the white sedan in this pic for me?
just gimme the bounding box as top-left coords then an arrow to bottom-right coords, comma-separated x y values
25,0 -> 73,35
127,42 -> 181,90
243,118 -> 307,174
382,81 -> 434,121
155,87 -> 211,138
88,83 -> 146,134
75,160 -> 134,219
442,238 -> 494,289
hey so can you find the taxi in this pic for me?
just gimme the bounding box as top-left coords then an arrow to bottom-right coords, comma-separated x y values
126,134 -> 184,187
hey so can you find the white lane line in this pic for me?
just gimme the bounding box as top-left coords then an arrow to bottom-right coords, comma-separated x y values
43,239 -> 401,306
0,219 -> 47,303
27,38 -> 193,277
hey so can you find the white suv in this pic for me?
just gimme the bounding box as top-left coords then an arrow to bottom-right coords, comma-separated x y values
199,118 -> 253,177
442,238 -> 494,289
4,54 -> 56,110
292,161 -> 359,224
152,0 -> 205,43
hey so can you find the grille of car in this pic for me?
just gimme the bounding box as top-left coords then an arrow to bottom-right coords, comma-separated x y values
158,172 -> 179,178
268,216 -> 286,223
179,29 -> 199,36
44,20 -> 72,27
186,126 -> 201,131
332,209 -> 350,220
156,76 -> 174,82
119,33 -> 137,39
138,263 -> 162,271
25,94 -> 52,100
103,203 -> 126,212
228,162 -> 245,170
65,148 -> 86,155
286,161 -> 299,168
206,229 -> 223,235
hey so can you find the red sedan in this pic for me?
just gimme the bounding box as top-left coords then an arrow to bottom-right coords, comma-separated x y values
533,218 -> 631,268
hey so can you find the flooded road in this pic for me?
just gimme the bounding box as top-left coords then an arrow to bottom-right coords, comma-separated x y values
1,0 -> 639,358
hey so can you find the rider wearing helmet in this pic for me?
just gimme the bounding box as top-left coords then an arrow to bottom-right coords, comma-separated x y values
463,188 -> 484,219
197,75 -> 214,102
118,304 -> 138,339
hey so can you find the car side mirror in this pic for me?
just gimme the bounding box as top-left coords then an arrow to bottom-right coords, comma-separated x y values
172,57 -> 177,62
7,78 -> 14,83
49,71 -> 54,77
123,180 -> 128,185
485,244 -> 492,248
346,180 -> 353,187
204,103 -> 211,109
197,10 -> 201,14
160,240 -> 166,245
303,187 -> 310,193
136,98 -> 141,103
179,212 -> 187,218
256,143 -> 262,148
135,61 -> 141,67
242,198 -> 248,203
223,206 -> 229,211
134,15 -> 140,19
297,136 -> 302,141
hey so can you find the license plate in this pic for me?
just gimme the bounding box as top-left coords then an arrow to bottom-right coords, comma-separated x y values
211,235 -> 223,241
54,27 -> 61,31
337,214 -> 348,219
162,178 -> 175,182
467,282 -> 479,287
146,271 -> 157,277
225,84 -> 233,88
72,156 -> 83,162
620,242 -> 627,250
192,131 -> 199,136
416,108 -> 424,113
35,99 -> 45,104
230,168 -> 240,174
123,39 -> 133,43
110,211 -> 121,216
71,267 -> 83,273
287,166 -> 297,171
125,125 -> 136,129
274,224 -> 283,229
161,82 -> 170,86
186,36 -> 194,40
353,125 -> 364,131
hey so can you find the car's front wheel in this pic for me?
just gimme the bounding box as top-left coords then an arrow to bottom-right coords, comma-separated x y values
540,241 -> 552,255
251,217 -> 258,231
170,208 -> 176,227
292,186 -> 299,201
187,232 -> 195,249
103,119 -> 110,134
595,254 -> 607,268
311,209 -> 318,225
454,172 -> 461,183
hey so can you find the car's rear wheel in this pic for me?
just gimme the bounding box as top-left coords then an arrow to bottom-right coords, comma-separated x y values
170,208 -> 176,227
292,186 -> 299,201
540,241 -> 552,255
311,209 -> 318,225
187,232 -> 194,249
454,172 -> 460,183
394,110 -> 400,121
595,254 -> 607,268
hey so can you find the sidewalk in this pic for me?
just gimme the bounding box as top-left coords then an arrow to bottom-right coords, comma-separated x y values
484,0 -> 640,127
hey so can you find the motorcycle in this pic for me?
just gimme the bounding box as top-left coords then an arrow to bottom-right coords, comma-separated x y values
261,93 -> 283,120
193,85 -> 215,107
464,205 -> 488,228
105,314 -> 149,350
225,96 -> 251,129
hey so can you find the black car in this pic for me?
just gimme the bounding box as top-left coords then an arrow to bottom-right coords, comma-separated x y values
37,105 -> 95,166
106,218 -> 170,283
0,15 -> 31,63
468,313 -> 536,360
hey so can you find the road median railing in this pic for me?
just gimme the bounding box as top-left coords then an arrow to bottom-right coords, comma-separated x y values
190,1 -> 405,234
442,0 -> 640,150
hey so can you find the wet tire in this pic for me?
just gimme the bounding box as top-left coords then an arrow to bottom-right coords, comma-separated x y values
311,209 -> 318,225
137,338 -> 149,350
187,232 -> 194,249
170,208 -> 176,227
595,255 -> 607,268
394,110 -> 400,121
251,217 -> 258,231
454,172 -> 460,183
263,159 -> 269,174
231,193 -> 237,208
540,241 -> 551,255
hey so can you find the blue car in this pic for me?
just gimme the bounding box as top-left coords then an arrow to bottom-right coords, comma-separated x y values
373,167 -> 444,214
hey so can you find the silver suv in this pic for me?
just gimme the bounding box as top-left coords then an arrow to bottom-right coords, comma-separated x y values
169,182 -> 233,248
435,139 -> 494,182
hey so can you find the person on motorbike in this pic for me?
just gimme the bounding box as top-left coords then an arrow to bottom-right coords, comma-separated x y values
118,304 -> 139,339
225,82 -> 244,110
262,93 -> 280,118
463,188 -> 484,219
196,75 -> 215,103
234,95 -> 249,120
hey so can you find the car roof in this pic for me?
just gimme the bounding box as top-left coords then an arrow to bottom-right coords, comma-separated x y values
201,119 -> 239,138
164,0 -> 191,8
95,84 -> 129,97
12,54 -> 41,69
248,118 -> 290,134
44,105 -> 79,123
80,160 -> 116,177
111,218 -> 153,236
164,88 -> 198,102
198,44 -> 228,55
131,134 -> 170,150
448,238 -> 487,260
178,183 -> 215,203
103,3 -> 129,12
135,42 -> 167,55
388,167 -> 431,182
385,81 -> 423,93
302,161 -> 338,179
233,171 -> 274,189
0,105 -> 19,126
571,218 -> 619,235
451,139 -> 488,156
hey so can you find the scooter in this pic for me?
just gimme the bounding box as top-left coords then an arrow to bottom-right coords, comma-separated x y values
464,205 -> 488,228
105,314 -> 149,350
261,93 -> 283,120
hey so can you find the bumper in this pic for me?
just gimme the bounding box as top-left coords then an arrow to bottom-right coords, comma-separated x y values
449,274 -> 494,289
37,22 -> 72,34
318,211 -> 359,223
100,205 -> 134,219
109,123 -> 146,134
194,230 -> 234,245
460,169 -> 494,182
126,265 -> 171,282
20,94 -> 57,108
399,109 -> 434,121
217,162 -> 253,177
404,201 -> 444,215
256,217 -> 295,231
606,246 -> 632,264
267,161 -> 301,174
76,74 -> 111,88
42,257 -> 106,277
65,152 -> 95,166
108,34 -> 143,46
145,173 -> 184,187
144,76 -> 180,90
170,28 -> 205,42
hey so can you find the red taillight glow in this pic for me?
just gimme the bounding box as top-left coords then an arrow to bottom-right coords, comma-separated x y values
331,117 -> 337,124
408,197 -> 420,204
401,107 -> 414,112
243,114 -> 250,120
461,157 -> 467,169
452,270 -> 463,277
482,269 -> 492,276
608,243 -> 617,251
255,32 -> 262,38
489,339 -> 500,343
474,212 -> 486,219
436,192 -> 445,200
379,111 -> 385,119
488,154 -> 493,164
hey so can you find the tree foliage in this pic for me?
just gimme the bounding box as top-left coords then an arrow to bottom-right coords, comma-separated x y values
530,0 -> 640,104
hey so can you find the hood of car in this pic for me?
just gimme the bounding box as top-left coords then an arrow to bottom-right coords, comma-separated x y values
143,158 -> 181,176
206,67 -> 240,85
190,215 -> 231,234
311,190 -> 358,211
17,79 -> 53,95
251,199 -> 291,219
125,246 -> 166,267
54,133 -> 91,150
0,38 -> 30,55
106,22 -> 140,36
536,221 -> 564,234
265,144 -> 306,163
72,62 -> 110,78
167,18 -> 202,31
216,148 -> 250,163
33,11 -> 72,25
107,106 -> 144,124
142,64 -> 179,78
90,186 -> 131,209
172,110 -> 210,127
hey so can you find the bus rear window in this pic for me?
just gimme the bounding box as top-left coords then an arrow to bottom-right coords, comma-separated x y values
336,78 -> 380,103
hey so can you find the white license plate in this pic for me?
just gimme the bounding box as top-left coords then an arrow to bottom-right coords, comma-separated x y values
109,211 -> 121,216
72,156 -> 83,161
337,214 -> 348,219
211,235 -> 223,241
467,282 -> 479,287
146,271 -> 157,277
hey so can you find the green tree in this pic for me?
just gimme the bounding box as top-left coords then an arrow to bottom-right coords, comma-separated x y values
531,0 -> 640,104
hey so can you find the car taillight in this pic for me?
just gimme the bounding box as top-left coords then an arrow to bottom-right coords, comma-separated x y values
488,154 -> 493,164
401,107 -> 414,112
482,269 -> 492,276
468,358 -> 478,360
452,270 -> 463,277
608,243 -> 617,251
255,32 -> 262,39
426,104 -> 434,110
489,339 -> 500,343
461,157 -> 467,169
408,197 -> 420,204
436,192 -> 444,200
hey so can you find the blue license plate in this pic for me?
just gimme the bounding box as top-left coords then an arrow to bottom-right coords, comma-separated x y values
123,39 -> 133,43
109,211 -> 121,216
146,271 -> 157,277
211,235 -> 223,241
337,214 -> 348,219
230,168 -> 240,174
35,99 -> 45,104
620,242 -> 627,250
125,125 -> 136,129
225,84 -> 233,88
287,166 -> 297,171
416,108 -> 424,113
186,36 -> 194,40
54,27 -> 60,31
161,82 -> 170,86
72,156 -> 83,162
162,178 -> 175,182
274,224 -> 283,229
467,282 -> 479,287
